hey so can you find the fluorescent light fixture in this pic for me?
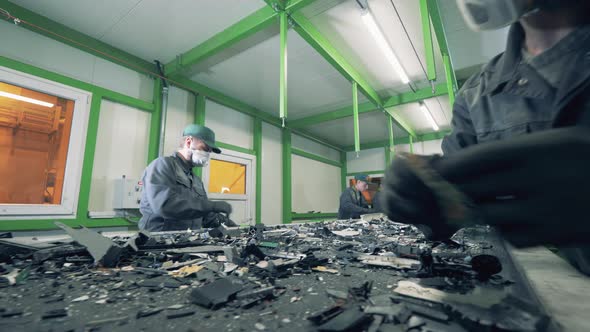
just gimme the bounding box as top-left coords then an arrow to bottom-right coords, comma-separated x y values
0,90 -> 54,107
361,9 -> 410,84
420,103 -> 439,131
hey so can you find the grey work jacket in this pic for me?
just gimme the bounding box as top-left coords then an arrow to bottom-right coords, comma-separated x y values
338,187 -> 372,219
139,153 -> 214,232
442,23 -> 590,274
442,23 -> 590,154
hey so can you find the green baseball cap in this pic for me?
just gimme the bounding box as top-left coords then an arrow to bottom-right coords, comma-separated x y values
354,174 -> 370,183
182,124 -> 221,154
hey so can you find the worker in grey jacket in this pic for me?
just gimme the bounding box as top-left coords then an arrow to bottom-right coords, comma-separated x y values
380,0 -> 590,274
139,124 -> 233,232
338,174 -> 374,219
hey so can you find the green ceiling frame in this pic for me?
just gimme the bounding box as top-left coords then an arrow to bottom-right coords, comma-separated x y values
343,130 -> 450,152
289,84 -> 448,128
290,12 -> 416,138
164,0 -> 316,76
419,0 -> 436,82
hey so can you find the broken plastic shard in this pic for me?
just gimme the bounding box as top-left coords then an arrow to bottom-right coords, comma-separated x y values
169,265 -> 204,278
71,295 -> 89,302
358,255 -> 420,270
166,309 -> 195,319
41,308 -> 68,320
190,277 -> 246,309
54,222 -> 124,267
316,306 -> 370,332
394,280 -> 506,308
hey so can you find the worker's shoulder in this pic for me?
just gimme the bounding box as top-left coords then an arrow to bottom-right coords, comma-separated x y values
146,155 -> 177,171
456,51 -> 506,104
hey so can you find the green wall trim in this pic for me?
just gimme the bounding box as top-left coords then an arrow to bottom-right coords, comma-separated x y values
0,218 -> 133,232
289,84 -> 448,128
343,130 -> 451,152
147,78 -> 163,163
0,0 -> 155,75
291,213 -> 337,220
279,10 -> 288,121
347,170 -> 386,176
0,55 -> 154,112
253,119 -> 263,225
282,129 -> 292,224
292,148 -> 342,168
216,141 -> 256,156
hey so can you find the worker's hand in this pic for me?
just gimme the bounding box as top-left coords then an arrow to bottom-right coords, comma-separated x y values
382,127 -> 590,246
212,201 -> 232,215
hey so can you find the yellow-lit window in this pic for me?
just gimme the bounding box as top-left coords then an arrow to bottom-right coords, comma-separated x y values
208,159 -> 246,195
0,82 -> 74,205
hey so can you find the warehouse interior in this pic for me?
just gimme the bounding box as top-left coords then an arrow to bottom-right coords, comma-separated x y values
0,0 -> 589,331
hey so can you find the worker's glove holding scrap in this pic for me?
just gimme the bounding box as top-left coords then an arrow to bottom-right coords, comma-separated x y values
212,201 -> 232,215
380,127 -> 590,247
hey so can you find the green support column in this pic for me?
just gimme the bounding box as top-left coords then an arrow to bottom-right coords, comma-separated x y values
194,94 -> 206,178
254,119 -> 262,224
148,78 -> 163,163
387,115 -> 395,166
76,93 -> 102,220
409,135 -> 414,153
352,81 -> 360,155
443,54 -> 456,108
279,11 -> 288,124
340,151 -> 347,192
419,0 -> 436,82
282,128 -> 292,224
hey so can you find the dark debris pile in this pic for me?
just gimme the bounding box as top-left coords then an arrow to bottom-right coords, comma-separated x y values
0,216 -> 548,331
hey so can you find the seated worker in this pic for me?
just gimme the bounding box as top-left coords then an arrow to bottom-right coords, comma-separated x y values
338,174 -> 374,219
139,124 -> 234,232
380,0 -> 590,274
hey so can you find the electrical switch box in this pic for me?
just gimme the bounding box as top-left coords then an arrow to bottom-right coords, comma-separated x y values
113,177 -> 143,209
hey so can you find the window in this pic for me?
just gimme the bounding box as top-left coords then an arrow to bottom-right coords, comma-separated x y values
208,159 -> 246,195
0,67 -> 91,219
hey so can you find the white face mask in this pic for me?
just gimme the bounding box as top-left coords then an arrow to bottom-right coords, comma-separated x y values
456,0 -> 531,31
190,149 -> 210,167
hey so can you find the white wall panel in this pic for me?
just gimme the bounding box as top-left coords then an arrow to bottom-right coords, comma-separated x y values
89,100 -> 150,212
163,87 -> 195,155
205,100 -> 253,149
0,21 -> 153,101
347,147 -> 385,173
292,134 -> 340,162
292,155 -> 340,213
422,139 -> 443,155
261,123 -> 282,225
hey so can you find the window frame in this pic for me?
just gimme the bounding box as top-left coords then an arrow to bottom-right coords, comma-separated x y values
0,66 -> 91,219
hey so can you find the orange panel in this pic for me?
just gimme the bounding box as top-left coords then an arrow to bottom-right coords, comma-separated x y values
208,159 -> 246,194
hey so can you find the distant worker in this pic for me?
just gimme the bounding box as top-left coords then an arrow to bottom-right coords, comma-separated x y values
371,186 -> 384,213
139,124 -> 235,231
338,174 -> 374,219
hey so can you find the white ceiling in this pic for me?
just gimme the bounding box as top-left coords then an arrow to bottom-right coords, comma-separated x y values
8,0 -> 506,147
14,0 -> 266,63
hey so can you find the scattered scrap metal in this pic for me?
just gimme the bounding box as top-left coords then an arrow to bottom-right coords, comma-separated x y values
0,217 -> 548,331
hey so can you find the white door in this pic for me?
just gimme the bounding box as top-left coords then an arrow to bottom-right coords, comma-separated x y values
202,149 -> 255,226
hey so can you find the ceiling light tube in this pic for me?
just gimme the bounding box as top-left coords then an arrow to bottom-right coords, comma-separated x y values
420,102 -> 439,131
361,9 -> 410,84
0,90 -> 54,107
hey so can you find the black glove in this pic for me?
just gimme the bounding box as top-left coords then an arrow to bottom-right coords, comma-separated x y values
382,127 -> 590,247
211,201 -> 232,215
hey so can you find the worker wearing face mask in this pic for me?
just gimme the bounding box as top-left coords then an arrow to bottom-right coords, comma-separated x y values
139,124 -> 234,232
381,0 -> 590,274
338,174 -> 374,220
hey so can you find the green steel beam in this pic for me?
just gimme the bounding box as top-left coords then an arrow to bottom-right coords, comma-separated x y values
290,128 -> 345,152
282,128 -> 292,224
148,78 -> 163,163
419,0 -> 436,81
216,141 -> 256,155
386,115 -> 395,166
0,0 -> 155,75
164,6 -> 276,76
254,119 -> 263,224
383,107 -> 415,138
165,0 -> 317,76
409,135 -> 414,153
279,10 -> 288,121
292,148 -> 342,168
291,12 -> 418,137
443,54 -> 456,107
352,82 -> 360,153
340,151 -> 347,191
347,170 -> 386,176
343,130 -> 450,151
426,0 -> 449,56
195,94 -> 207,126
289,84 -> 448,128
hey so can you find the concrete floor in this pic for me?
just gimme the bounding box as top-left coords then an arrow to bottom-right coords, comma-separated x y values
511,247 -> 590,332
